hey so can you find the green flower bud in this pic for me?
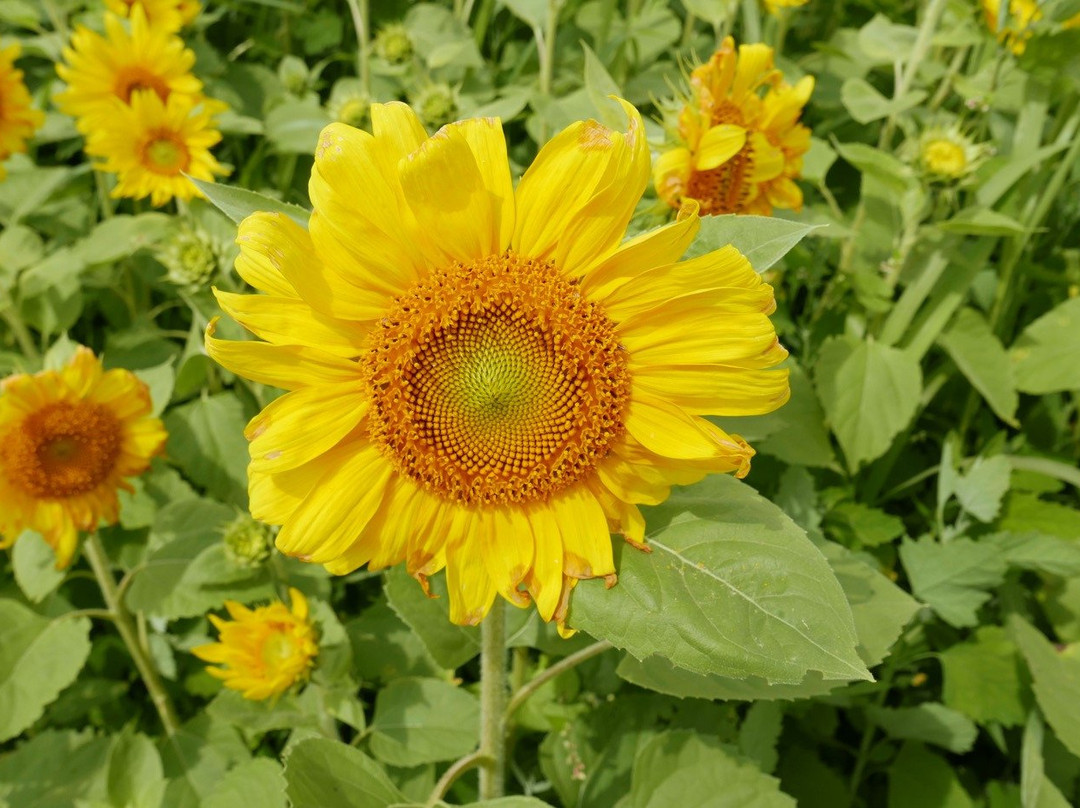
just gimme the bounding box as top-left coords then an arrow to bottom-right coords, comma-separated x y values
278,55 -> 310,95
327,79 -> 370,128
156,226 -> 218,289
374,23 -> 414,65
413,83 -> 458,130
222,513 -> 274,567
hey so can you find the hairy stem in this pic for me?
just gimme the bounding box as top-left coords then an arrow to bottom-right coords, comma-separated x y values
478,605 -> 507,799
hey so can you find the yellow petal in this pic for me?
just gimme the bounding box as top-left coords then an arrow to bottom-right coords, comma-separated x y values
653,146 -> 692,207
249,455 -> 333,525
214,289 -> 370,358
205,319 -> 364,390
596,449 -> 672,505
454,117 -> 515,252
633,366 -> 790,415
512,98 -> 649,276
551,486 -> 613,580
624,392 -> 733,459
444,508 -> 499,625
483,506 -> 534,603
523,504 -> 565,621
275,442 -> 392,563
748,132 -> 785,182
245,382 -> 369,473
370,101 -> 427,161
694,124 -> 747,171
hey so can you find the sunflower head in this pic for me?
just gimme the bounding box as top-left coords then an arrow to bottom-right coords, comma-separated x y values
84,89 -> 228,207
0,43 -> 45,180
206,99 -> 788,630
0,347 -> 167,568
54,9 -> 203,132
655,36 -> 814,217
192,588 -> 319,700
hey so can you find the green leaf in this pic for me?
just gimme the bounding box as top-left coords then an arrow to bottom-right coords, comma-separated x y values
572,475 -> 869,685
954,455 -> 1013,522
73,213 -> 172,265
937,207 -> 1028,236
383,566 -> 481,669
159,714 -> 249,804
840,78 -> 926,123
888,743 -> 974,808
368,678 -> 480,767
985,531 -> 1080,577
1009,616 -> 1080,759
581,43 -> 624,129
12,530 -> 66,603
866,703 -> 978,753
834,142 -> 916,194
0,600 -> 92,742
1011,297 -> 1080,394
264,95 -> 331,155
187,178 -> 310,229
284,738 -> 405,808
814,336 -> 922,473
1020,712 -> 1073,808
999,493 -> 1080,539
939,626 -> 1030,727
106,730 -> 166,808
345,599 -> 443,683
0,730 -> 112,807
823,501 -> 905,548
899,537 -> 1005,628
938,308 -> 1019,425
738,702 -> 783,774
684,215 -> 821,271
163,393 -> 252,506
204,759 -> 286,808
627,730 -> 795,808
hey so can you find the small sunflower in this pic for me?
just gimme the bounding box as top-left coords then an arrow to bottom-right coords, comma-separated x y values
655,36 -> 814,216
206,100 -> 789,630
104,0 -> 201,31
0,347 -> 167,568
85,88 -> 228,207
916,125 -> 989,182
0,43 -> 45,181
192,588 -> 319,700
54,9 -> 203,132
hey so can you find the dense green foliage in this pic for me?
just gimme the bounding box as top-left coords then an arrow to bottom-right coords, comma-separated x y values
2,0 -> 1080,806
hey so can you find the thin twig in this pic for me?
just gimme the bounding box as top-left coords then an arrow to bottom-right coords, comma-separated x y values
503,640 -> 613,722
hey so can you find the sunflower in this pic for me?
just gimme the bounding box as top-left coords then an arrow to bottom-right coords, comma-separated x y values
980,0 -> 1080,54
655,37 -> 814,216
85,88 -> 227,206
0,43 -> 45,181
54,8 -> 203,132
192,588 -> 319,700
0,347 -> 167,568
916,125 -> 990,182
206,100 -> 789,629
104,0 -> 201,31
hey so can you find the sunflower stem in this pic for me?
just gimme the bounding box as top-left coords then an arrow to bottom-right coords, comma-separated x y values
345,0 -> 371,96
478,604 -> 507,799
84,533 -> 180,737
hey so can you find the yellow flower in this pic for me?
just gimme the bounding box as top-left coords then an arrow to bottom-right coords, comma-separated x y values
205,100 -> 789,630
104,0 -> 201,31
54,9 -> 203,133
981,0 -> 1080,54
655,37 -> 814,216
192,588 -> 319,700
85,89 -> 228,207
762,0 -> 808,15
0,43 -> 45,181
0,347 -> 167,568
918,126 -> 988,181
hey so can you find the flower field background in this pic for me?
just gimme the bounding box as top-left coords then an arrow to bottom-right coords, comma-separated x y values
2,0 -> 1080,805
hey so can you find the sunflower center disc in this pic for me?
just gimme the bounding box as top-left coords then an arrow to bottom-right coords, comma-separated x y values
0,401 -> 122,498
365,252 -> 631,506
145,136 -> 188,175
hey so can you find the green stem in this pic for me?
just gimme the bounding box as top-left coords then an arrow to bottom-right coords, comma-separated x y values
741,0 -> 761,42
345,0 -> 371,96
84,533 -> 180,737
425,751 -> 490,807
680,10 -> 697,47
503,640 -> 613,722
478,605 -> 507,799
0,294 -> 40,363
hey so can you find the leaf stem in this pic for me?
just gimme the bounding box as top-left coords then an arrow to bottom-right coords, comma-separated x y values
84,533 -> 180,737
478,605 -> 507,799
425,750 -> 491,807
503,640 -> 613,723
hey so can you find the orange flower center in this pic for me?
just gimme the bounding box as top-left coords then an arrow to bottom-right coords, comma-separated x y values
260,626 -> 301,670
686,102 -> 757,216
114,67 -> 171,104
365,253 -> 631,506
143,134 -> 189,175
0,401 -> 122,499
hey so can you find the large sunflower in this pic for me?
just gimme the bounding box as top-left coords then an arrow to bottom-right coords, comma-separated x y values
207,100 -> 789,628
85,88 -> 227,206
655,37 -> 814,216
0,347 -> 167,568
54,8 -> 202,132
0,43 -> 45,181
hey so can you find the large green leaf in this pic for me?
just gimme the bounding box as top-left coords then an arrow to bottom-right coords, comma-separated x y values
627,731 -> 795,808
571,475 -> 869,685
106,730 -> 166,808
888,743 -> 974,808
683,215 -> 820,271
204,758 -> 286,808
0,600 -> 92,742
938,308 -> 1019,425
866,703 -> 978,753
1009,616 -> 1080,758
899,538 -> 1005,628
368,678 -> 480,767
1011,297 -> 1080,394
939,626 -> 1030,727
11,530 -> 66,603
814,336 -> 922,473
0,730 -> 113,807
163,393 -> 252,506
284,738 -> 405,808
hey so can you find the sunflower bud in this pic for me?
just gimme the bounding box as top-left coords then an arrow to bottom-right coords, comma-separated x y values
222,513 -> 274,567
156,225 -> 220,289
278,55 -> 310,95
327,78 -> 370,128
374,23 -> 414,65
915,126 -> 990,183
413,83 -> 458,129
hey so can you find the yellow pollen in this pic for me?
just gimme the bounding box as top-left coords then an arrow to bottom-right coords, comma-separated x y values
144,135 -> 188,174
365,252 -> 631,506
923,139 -> 967,177
0,401 -> 122,499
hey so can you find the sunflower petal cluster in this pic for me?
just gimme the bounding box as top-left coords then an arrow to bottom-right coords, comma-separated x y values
55,7 -> 227,206
655,36 -> 814,216
0,43 -> 45,181
192,588 -> 319,701
207,99 -> 789,630
0,347 -> 167,568
104,0 -> 201,32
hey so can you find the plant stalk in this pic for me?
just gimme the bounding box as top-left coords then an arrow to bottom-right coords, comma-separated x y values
84,533 -> 180,737
478,605 -> 507,799
345,0 -> 371,96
